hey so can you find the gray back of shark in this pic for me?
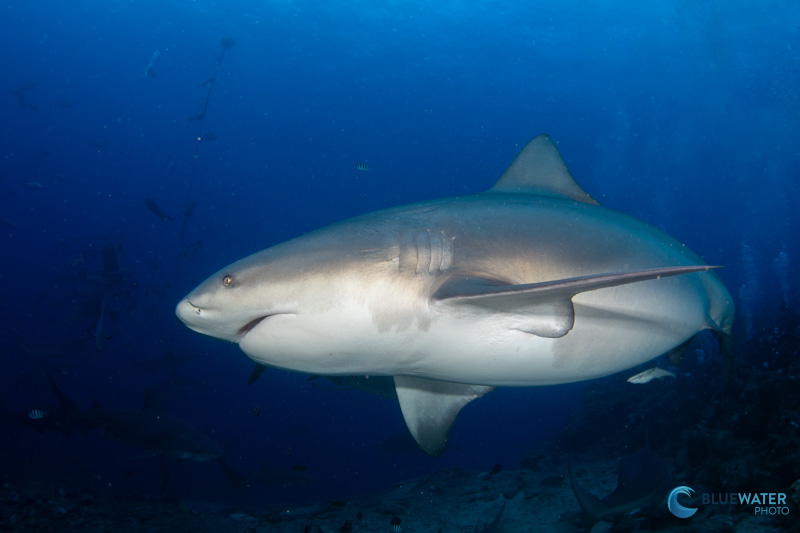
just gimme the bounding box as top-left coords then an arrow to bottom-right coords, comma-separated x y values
176,134 -> 734,455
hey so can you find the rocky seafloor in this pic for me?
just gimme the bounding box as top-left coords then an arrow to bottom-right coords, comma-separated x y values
1,455 -> 796,533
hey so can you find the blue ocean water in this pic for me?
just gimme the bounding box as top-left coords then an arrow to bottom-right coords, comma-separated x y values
1,0 -> 798,509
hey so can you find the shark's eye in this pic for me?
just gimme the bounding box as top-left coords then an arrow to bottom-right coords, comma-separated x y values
222,275 -> 233,287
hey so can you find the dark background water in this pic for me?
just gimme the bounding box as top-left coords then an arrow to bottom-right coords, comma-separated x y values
1,0 -> 798,505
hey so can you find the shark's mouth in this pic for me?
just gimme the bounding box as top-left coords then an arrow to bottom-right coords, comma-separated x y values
237,312 -> 298,354
237,315 -> 270,338
237,312 -> 298,340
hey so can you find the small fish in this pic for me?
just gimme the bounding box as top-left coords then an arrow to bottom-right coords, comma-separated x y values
24,181 -> 43,189
627,366 -> 676,384
250,404 -> 262,416
290,464 -> 308,472
390,517 -> 402,532
28,409 -> 47,420
354,161 -> 370,171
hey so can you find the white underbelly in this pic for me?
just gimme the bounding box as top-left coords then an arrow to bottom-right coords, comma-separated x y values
402,278 -> 709,386
240,277 -> 709,387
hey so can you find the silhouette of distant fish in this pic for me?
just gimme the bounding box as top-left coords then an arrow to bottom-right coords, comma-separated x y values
55,99 -> 73,108
145,50 -> 159,78
146,198 -> 174,221
100,243 -> 127,288
180,201 -> 197,244
47,374 -> 224,461
353,161 -> 370,171
627,366 -> 676,384
89,295 -> 112,351
569,444 -> 675,532
216,37 -> 235,64
9,82 -> 37,110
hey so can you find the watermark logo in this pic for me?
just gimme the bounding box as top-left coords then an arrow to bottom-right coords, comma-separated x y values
668,486 -> 698,518
667,486 -> 791,518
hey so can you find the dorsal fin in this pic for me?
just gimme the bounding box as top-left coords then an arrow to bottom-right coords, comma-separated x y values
489,134 -> 599,205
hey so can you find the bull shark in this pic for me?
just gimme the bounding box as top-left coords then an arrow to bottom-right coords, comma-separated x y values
176,134 -> 734,455
47,374 -> 224,461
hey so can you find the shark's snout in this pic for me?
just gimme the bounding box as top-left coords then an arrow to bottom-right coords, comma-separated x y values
175,292 -> 285,345
175,297 -> 201,326
175,296 -> 225,338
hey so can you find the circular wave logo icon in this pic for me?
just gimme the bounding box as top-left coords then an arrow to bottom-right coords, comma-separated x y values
668,486 -> 698,518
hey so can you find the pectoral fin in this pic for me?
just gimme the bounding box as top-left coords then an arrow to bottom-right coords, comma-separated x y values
394,376 -> 494,456
433,265 -> 718,338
